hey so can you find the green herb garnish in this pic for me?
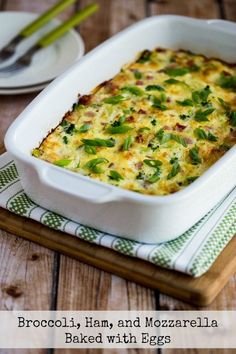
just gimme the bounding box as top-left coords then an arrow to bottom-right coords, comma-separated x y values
167,161 -> 181,179
138,127 -> 150,133
122,136 -> 132,151
176,99 -> 194,106
164,78 -> 181,84
179,114 -> 190,120
152,96 -> 167,110
218,97 -> 230,110
217,72 -> 236,90
64,123 -> 76,135
194,108 -> 215,122
184,176 -> 199,185
63,136 -> 68,144
156,129 -> 171,144
151,119 -> 157,126
78,124 -> 90,133
192,85 -> 211,104
106,125 -> 133,134
170,134 -> 188,147
194,128 -> 218,141
54,159 -> 72,167
189,146 -> 202,165
227,111 -> 236,126
109,170 -> 124,181
85,158 -> 109,174
134,70 -> 142,79
164,67 -> 190,77
148,169 -> 161,183
84,145 -> 97,155
82,138 -> 115,147
144,159 -> 162,168
145,85 -> 165,92
121,86 -> 143,96
137,50 -> 152,63
104,95 -> 126,104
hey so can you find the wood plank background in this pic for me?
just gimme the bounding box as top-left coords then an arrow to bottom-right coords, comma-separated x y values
0,0 -> 236,353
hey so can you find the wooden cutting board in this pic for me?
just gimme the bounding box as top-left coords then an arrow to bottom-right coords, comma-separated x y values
0,206 -> 236,306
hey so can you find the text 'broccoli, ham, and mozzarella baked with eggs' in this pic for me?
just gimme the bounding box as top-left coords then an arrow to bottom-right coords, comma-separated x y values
32,48 -> 236,195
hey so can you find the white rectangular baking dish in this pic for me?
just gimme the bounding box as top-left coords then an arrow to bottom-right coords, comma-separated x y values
5,15 -> 236,244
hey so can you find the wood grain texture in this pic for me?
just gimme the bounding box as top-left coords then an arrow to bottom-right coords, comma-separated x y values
223,0 -> 236,21
78,0 -> 146,52
1,208 -> 236,307
0,229 -> 54,310
149,0 -> 220,18
2,0 -> 76,20
0,94 -> 36,143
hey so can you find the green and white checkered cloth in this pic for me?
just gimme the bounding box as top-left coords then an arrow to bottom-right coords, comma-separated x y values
0,152 -> 236,277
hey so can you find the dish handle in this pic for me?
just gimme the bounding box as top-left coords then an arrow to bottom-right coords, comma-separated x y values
206,19 -> 236,32
37,165 -> 123,204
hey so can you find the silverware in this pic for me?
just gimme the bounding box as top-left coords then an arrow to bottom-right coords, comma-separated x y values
0,3 -> 98,77
0,0 -> 76,63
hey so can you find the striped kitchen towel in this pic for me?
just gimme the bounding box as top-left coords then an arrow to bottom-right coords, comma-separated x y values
0,152 -> 235,277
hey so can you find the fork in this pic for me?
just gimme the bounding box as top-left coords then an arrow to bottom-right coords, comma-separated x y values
0,3 -> 98,77
0,0 -> 76,63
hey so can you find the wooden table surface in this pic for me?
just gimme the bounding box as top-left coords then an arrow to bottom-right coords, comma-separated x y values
1,0 -> 236,353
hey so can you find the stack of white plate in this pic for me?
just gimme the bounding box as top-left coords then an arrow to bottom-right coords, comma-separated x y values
0,12 -> 84,95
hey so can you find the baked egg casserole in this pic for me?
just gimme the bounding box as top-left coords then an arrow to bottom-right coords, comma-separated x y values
33,48 -> 236,195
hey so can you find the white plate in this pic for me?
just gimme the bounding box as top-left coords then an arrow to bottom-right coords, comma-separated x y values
0,81 -> 51,95
0,12 -> 84,93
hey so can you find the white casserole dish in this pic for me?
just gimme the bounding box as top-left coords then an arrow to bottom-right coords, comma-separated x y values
5,15 -> 236,244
